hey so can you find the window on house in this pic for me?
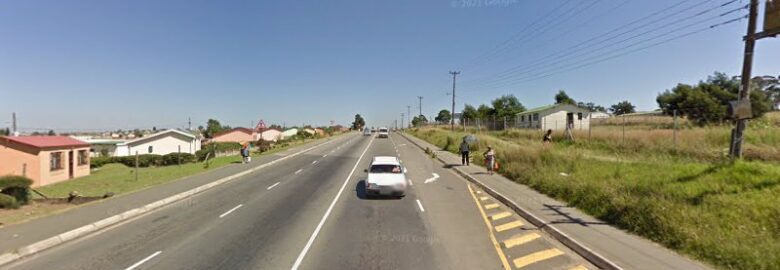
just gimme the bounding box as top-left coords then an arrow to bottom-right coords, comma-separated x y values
78,150 -> 88,166
50,152 -> 63,171
521,115 -> 525,122
533,114 -> 539,121
148,146 -> 153,153
578,113 -> 583,120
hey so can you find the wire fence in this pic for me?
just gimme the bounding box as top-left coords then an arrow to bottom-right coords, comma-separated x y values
417,110 -> 780,161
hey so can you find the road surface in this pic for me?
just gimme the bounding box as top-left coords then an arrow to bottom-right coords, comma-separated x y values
2,133 -> 592,270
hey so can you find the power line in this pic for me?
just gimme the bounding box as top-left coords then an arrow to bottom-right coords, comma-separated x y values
474,0 -> 744,89
468,0 -> 731,86
475,15 -> 748,88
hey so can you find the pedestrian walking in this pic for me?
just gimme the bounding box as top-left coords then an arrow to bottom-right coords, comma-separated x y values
240,143 -> 250,164
459,139 -> 470,166
483,146 -> 495,175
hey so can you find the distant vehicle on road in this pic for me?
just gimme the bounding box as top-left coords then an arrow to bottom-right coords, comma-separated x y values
364,156 -> 407,197
377,127 -> 389,138
370,128 -> 376,133
363,128 -> 371,136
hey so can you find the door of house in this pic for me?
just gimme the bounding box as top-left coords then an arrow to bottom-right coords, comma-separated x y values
68,151 -> 74,179
566,113 -> 574,129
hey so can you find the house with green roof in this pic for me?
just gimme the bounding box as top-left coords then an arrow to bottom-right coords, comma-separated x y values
516,103 -> 592,131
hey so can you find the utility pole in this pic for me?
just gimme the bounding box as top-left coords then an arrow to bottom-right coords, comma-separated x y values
417,96 -> 423,117
449,71 -> 460,131
407,106 -> 411,128
731,0 -> 760,158
188,117 -> 192,131
12,112 -> 17,136
401,113 -> 405,130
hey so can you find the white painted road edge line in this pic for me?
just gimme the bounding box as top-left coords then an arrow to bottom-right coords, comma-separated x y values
416,199 -> 425,212
291,136 -> 375,270
125,250 -> 162,270
219,204 -> 243,218
267,182 -> 281,190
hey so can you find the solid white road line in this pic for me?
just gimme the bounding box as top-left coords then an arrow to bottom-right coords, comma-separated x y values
125,251 -> 162,270
219,204 -> 243,218
424,173 -> 440,184
267,182 -> 281,190
291,136 -> 375,270
416,199 -> 425,212
295,169 -> 303,174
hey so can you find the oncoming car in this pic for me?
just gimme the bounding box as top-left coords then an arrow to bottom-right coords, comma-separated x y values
363,128 -> 371,136
377,127 -> 389,138
364,156 -> 407,197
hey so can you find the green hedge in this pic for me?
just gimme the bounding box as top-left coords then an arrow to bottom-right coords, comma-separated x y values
161,153 -> 195,165
0,175 -> 32,208
196,142 -> 242,161
0,193 -> 18,209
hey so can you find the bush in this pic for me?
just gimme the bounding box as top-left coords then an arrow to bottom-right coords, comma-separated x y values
90,156 -> 114,168
255,139 -> 274,153
161,153 -> 195,165
196,142 -> 243,161
0,175 -> 33,206
0,193 -> 19,209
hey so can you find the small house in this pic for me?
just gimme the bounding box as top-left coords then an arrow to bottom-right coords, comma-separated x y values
255,128 -> 282,142
279,128 -> 298,140
210,128 -> 254,144
114,129 -> 201,156
516,104 -> 592,131
0,136 -> 91,187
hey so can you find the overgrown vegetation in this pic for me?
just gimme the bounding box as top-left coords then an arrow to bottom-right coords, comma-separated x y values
409,125 -> 780,270
0,175 -> 33,209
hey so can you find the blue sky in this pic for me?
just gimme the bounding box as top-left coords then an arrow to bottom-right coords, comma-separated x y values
1,0 -> 778,132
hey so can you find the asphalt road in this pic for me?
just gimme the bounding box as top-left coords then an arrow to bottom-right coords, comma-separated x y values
2,132 -> 589,270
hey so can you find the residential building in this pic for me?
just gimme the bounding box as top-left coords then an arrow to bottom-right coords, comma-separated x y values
83,139 -> 126,157
279,128 -> 299,140
590,112 -> 612,119
114,129 -> 201,156
516,104 -> 592,131
0,136 -> 91,187
209,128 -> 254,143
255,128 -> 282,142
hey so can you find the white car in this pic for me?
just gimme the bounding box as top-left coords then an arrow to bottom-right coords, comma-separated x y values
364,156 -> 407,197
377,127 -> 389,138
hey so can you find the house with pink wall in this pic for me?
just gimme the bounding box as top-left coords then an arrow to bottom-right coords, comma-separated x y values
0,136 -> 90,187
210,128 -> 254,143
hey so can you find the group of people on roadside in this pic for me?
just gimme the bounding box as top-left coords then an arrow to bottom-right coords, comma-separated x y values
457,129 -> 554,175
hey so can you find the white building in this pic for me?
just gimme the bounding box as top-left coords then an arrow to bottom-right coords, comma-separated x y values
255,128 -> 282,142
279,128 -> 298,140
114,129 -> 201,156
516,104 -> 592,131
590,111 -> 612,119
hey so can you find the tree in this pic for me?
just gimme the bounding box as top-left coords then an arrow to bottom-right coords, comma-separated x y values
461,104 -> 478,122
132,129 -> 143,138
351,114 -> 366,130
657,72 -> 773,124
434,109 -> 452,124
411,115 -> 428,127
577,101 -> 607,112
47,130 -> 56,136
555,90 -> 576,105
0,128 -> 8,136
204,119 -> 225,138
491,94 -> 525,118
610,101 -> 636,116
477,104 -> 494,119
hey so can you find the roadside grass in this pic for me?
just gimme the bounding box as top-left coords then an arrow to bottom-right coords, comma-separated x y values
408,127 -> 780,270
0,136 -> 328,226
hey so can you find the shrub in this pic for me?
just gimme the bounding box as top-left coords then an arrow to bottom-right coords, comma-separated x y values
90,156 -> 114,168
0,193 -> 19,209
0,175 -> 33,206
111,154 -> 163,167
161,153 -> 195,165
197,142 -> 243,161
255,139 -> 273,153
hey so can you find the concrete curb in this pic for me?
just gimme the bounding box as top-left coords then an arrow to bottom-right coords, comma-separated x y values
398,132 -> 623,270
0,136 -> 343,267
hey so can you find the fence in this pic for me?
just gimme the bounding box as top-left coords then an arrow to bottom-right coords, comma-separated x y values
415,110 -> 780,161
